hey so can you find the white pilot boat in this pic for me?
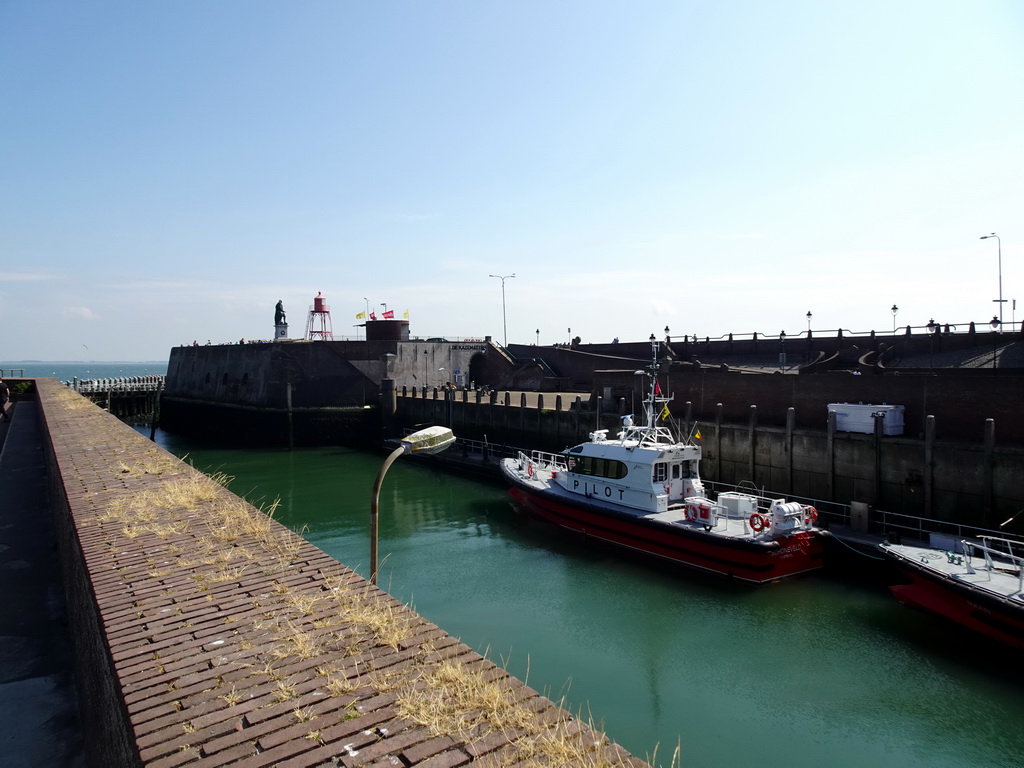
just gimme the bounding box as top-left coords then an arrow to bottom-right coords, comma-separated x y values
499,339 -> 827,584
880,536 -> 1024,647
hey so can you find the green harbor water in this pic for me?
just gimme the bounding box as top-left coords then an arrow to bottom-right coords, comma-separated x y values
153,432 -> 1024,768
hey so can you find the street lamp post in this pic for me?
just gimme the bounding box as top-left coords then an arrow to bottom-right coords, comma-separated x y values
535,328 -> 539,346
369,426 -> 455,585
779,330 -> 787,371
806,311 -> 812,334
488,273 -> 515,347
891,304 -> 899,333
981,234 -> 1004,331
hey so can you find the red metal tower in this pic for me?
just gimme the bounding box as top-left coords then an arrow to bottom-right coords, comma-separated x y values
305,292 -> 334,341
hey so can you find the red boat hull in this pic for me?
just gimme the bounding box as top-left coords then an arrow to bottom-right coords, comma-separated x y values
886,558 -> 1024,648
508,486 -> 825,584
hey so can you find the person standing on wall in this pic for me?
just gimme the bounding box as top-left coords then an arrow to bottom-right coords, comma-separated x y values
0,378 -> 10,422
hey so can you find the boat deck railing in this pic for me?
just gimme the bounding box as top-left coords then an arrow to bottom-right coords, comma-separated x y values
525,449 -> 568,471
968,537 -> 1024,594
876,510 -> 1024,550
706,481 -> 845,519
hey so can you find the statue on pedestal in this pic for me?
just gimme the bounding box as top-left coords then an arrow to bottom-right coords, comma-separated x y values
275,300 -> 287,326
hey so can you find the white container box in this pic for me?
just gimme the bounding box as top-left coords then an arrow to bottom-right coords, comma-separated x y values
827,403 -> 904,435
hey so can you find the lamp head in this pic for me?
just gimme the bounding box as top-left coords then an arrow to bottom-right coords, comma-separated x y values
399,426 -> 456,455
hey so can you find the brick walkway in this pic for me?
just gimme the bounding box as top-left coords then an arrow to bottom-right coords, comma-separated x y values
33,378 -> 649,767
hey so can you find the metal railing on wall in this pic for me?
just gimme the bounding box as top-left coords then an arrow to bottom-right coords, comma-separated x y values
670,319 -> 1015,345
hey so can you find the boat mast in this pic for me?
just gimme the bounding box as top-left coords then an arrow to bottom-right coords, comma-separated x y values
637,333 -> 675,445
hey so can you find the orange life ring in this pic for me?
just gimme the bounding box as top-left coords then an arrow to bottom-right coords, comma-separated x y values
749,512 -> 768,532
686,504 -> 698,522
527,463 -> 534,478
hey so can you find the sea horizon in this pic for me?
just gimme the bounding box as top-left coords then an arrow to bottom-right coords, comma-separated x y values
1,361 -> 169,382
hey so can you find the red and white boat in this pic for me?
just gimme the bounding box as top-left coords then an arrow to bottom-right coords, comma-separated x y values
499,339 -> 827,584
880,536 -> 1024,647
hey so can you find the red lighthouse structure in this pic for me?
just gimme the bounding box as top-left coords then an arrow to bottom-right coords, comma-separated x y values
305,291 -> 334,341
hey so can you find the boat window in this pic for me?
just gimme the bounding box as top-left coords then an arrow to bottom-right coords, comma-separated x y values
567,455 -> 628,480
653,463 -> 668,482
672,464 -> 681,480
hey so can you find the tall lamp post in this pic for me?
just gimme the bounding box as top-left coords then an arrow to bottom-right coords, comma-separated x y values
370,426 -> 455,585
891,304 -> 899,333
981,233 -> 1003,331
488,273 -> 515,347
806,311 -> 812,334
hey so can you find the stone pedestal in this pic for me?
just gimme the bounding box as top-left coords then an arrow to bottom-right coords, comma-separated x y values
275,323 -> 288,340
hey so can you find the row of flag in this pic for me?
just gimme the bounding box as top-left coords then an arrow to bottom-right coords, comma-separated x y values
355,309 -> 409,320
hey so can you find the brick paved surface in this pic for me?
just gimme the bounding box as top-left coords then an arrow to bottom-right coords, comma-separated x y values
33,379 -> 650,768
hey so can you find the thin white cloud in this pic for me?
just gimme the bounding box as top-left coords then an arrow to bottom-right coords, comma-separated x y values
62,306 -> 100,320
110,278 -> 213,291
726,233 -> 768,240
0,271 -> 61,281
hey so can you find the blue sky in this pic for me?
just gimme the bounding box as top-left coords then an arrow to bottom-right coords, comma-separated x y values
2,1 -> 1022,360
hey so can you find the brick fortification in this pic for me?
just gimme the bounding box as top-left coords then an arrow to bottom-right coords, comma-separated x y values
35,378 -> 647,768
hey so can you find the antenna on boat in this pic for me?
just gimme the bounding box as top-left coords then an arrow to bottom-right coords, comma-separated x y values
999,508 -> 1023,528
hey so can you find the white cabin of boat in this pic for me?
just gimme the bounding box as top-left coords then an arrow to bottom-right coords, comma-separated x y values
558,419 -> 705,514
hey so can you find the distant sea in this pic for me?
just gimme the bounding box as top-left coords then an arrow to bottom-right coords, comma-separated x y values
0,361 -> 168,384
